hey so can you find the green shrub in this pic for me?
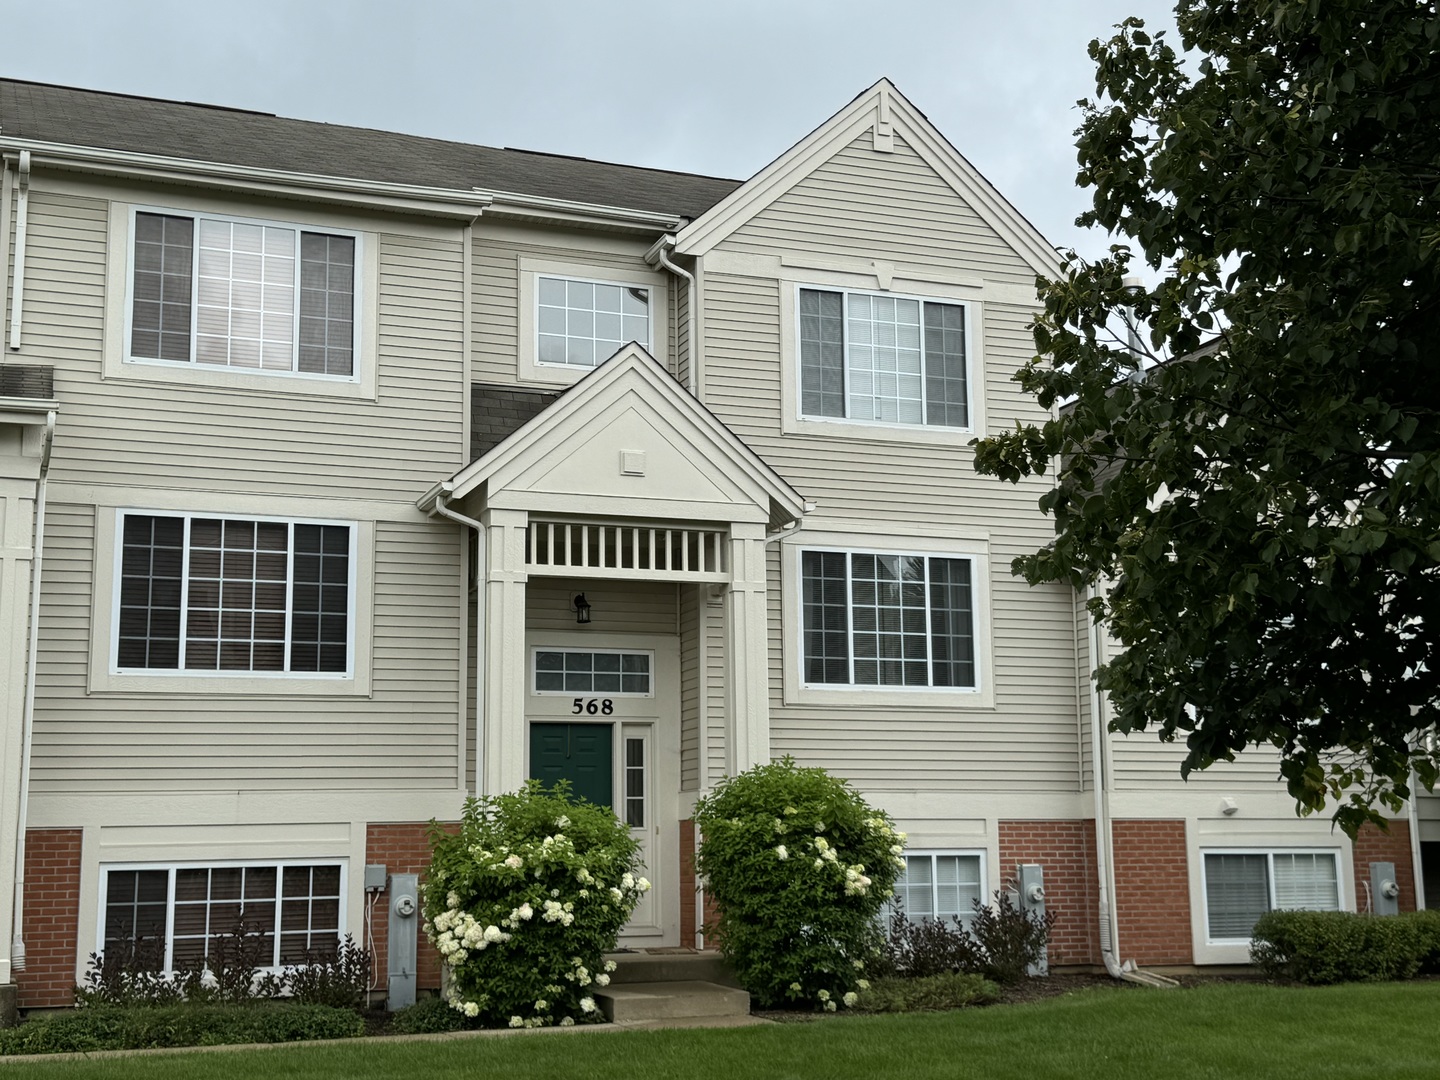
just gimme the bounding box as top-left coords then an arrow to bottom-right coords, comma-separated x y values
968,891 -> 1057,984
850,973 -> 999,1013
389,995 -> 476,1034
1251,910 -> 1423,984
280,935 -> 372,1008
876,892 -> 1054,984
1407,909 -> 1440,974
693,756 -> 904,1010
423,781 -> 647,1028
0,1003 -> 362,1055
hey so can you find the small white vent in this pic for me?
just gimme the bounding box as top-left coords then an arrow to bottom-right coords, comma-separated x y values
526,520 -> 728,581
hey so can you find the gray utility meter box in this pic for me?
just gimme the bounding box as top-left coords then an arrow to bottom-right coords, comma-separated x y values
1017,863 -> 1048,977
387,873 -> 419,1009
1370,862 -> 1400,917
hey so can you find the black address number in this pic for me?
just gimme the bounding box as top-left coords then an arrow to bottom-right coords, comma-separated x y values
571,698 -> 615,715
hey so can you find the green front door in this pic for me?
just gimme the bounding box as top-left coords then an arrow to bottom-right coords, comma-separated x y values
529,723 -> 613,809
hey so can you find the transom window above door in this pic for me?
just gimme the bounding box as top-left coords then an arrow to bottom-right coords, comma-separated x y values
533,649 -> 653,696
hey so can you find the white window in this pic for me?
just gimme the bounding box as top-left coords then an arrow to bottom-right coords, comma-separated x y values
100,862 -> 344,972
127,208 -> 358,378
531,648 -> 654,696
798,287 -> 971,429
536,276 -> 652,370
1203,851 -> 1341,941
890,852 -> 985,925
114,512 -> 354,676
801,548 -> 975,689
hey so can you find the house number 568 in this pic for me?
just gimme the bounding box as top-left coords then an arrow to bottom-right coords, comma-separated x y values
572,698 -> 614,715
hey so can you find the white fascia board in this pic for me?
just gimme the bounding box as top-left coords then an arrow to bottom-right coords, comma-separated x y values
0,397 -> 60,425
674,79 -> 1064,280
480,190 -> 684,233
0,139 -> 495,219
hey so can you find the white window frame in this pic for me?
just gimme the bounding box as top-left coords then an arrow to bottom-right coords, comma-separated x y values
778,275 -> 985,445
89,503 -> 373,696
529,646 -> 657,699
781,527 -> 993,709
103,196 -> 379,401
1200,848 -> 1344,945
96,860 -> 347,975
517,256 -> 668,386
123,206 -> 363,380
887,849 -> 988,927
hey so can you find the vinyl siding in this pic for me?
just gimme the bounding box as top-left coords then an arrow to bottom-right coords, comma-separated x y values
704,135 -> 1079,792
30,511 -> 464,792
16,188 -> 466,501
680,583 -> 700,792
724,133 -> 1037,288
704,597 -> 727,784
524,579 -> 677,636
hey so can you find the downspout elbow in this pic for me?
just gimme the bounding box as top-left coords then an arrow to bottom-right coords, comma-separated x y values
647,236 -> 698,395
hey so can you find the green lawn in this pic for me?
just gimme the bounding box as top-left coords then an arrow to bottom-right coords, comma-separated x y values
7,981 -> 1437,1079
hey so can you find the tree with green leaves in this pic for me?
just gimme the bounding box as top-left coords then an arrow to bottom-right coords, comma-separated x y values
974,0 -> 1440,834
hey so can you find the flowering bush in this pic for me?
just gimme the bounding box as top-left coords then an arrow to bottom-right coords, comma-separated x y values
422,781 -> 649,1027
693,756 -> 904,1009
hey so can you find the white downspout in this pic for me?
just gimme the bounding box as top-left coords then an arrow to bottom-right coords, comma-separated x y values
430,489 -> 485,797
1410,760 -> 1428,911
12,408 -> 55,973
1087,584 -> 1177,988
648,236 -> 698,395
8,151 -> 31,351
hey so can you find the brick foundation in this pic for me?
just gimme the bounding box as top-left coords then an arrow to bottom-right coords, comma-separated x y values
679,819 -> 698,949
364,822 -> 456,996
1111,819 -> 1192,965
997,820 -> 1100,966
17,828 -> 83,1009
1352,819 -> 1417,913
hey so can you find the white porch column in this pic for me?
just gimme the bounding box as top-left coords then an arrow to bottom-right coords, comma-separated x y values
725,521 -> 771,774
480,508 -> 529,797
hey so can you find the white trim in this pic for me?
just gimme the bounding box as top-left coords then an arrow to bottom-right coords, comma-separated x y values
785,281 -> 983,441
516,257 -> 668,387
780,528 -> 994,710
103,198 -> 379,401
96,858 -> 348,974
674,80 -> 1061,279
90,507 -> 373,696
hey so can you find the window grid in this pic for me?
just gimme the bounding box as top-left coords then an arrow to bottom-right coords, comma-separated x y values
101,863 -> 343,973
116,512 -> 351,676
537,276 -> 650,369
533,649 -> 652,695
624,737 -> 645,829
801,549 -> 975,689
798,287 -> 970,429
889,853 -> 984,925
129,210 -> 357,377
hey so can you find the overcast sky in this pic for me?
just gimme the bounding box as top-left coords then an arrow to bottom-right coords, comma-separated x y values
4,0 -> 1180,260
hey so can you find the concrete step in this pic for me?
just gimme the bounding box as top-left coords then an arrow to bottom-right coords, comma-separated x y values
595,980 -> 751,1023
604,951 -> 739,986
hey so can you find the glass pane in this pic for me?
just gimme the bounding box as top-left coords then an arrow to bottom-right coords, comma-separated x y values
1272,853 -> 1339,911
1205,853 -> 1270,938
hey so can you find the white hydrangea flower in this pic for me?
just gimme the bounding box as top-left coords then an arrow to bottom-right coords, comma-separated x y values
559,1016 -> 575,1027
446,890 -> 461,909
580,997 -> 598,1014
621,872 -> 635,889
464,1001 -> 480,1017
534,999 -> 548,1011
556,815 -> 570,829
595,973 -> 610,987
519,902 -> 534,921
484,924 -> 504,943
508,1016 -> 524,1028
852,960 -> 865,971
843,992 -> 858,1007
817,989 -> 830,1002
637,877 -> 651,893
825,999 -> 837,1012
857,979 -> 870,990
789,982 -> 802,992
603,960 -> 617,973
813,837 -> 829,852
776,844 -> 788,860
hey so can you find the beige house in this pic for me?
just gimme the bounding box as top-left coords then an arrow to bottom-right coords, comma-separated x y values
0,77 -> 1430,1015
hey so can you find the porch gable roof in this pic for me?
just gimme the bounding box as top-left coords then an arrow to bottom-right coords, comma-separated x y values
431,346 -> 806,526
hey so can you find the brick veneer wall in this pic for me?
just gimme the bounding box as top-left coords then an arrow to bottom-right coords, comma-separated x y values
1111,819 -> 1192,965
1352,819 -> 1417,913
680,819 -> 698,949
364,823 -> 456,998
997,820 -> 1100,966
17,828 -> 83,1009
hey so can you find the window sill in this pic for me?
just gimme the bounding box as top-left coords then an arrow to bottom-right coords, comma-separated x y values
785,683 -> 994,711
109,357 -> 375,402
89,671 -> 370,697
783,413 -> 980,446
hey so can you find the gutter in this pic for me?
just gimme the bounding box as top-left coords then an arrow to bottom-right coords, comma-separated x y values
420,484 -> 486,797
11,407 -> 56,974
1087,585 -> 1178,988
645,234 -> 698,394
7,151 -> 29,350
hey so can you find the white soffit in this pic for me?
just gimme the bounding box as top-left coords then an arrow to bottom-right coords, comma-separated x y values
673,78 -> 1063,280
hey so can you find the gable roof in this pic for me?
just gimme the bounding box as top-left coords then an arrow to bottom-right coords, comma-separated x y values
0,79 -> 740,221
436,345 -> 805,527
674,79 -> 1062,278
